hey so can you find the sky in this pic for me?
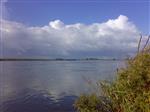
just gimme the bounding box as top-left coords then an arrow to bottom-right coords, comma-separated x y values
0,0 -> 150,58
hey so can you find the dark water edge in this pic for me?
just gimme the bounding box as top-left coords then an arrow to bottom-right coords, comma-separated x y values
0,89 -> 77,112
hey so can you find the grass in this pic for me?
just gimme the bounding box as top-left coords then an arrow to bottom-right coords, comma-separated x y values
74,36 -> 150,112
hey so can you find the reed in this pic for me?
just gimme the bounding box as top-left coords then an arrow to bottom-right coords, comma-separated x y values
74,35 -> 150,112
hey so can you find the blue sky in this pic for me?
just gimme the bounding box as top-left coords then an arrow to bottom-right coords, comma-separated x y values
1,0 -> 150,58
5,0 -> 150,34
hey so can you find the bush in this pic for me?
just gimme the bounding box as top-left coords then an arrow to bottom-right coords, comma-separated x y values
74,94 -> 112,112
74,46 -> 150,112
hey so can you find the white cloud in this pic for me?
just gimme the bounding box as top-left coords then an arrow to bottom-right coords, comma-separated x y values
1,15 -> 143,58
49,20 -> 65,30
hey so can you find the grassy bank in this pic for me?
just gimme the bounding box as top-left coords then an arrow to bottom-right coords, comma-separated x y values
74,45 -> 150,111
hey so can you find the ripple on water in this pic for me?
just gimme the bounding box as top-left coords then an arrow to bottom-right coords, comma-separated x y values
0,89 -> 77,112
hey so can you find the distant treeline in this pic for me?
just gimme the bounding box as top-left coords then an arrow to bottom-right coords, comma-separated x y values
0,58 -> 124,61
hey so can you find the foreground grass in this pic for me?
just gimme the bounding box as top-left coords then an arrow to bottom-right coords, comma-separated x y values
74,46 -> 150,112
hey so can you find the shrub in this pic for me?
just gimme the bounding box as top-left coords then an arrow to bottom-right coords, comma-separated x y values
74,45 -> 150,112
74,94 -> 112,112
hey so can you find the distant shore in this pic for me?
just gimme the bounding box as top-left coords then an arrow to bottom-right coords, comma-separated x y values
0,58 -> 124,61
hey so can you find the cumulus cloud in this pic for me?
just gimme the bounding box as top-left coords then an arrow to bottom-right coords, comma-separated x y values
1,15 -> 142,58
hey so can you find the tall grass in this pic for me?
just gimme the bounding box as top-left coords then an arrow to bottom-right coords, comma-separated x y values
74,36 -> 150,112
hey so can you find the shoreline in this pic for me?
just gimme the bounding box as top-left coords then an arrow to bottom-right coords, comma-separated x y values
0,58 -> 124,61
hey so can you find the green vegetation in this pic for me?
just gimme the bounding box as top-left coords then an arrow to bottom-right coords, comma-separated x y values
74,41 -> 150,111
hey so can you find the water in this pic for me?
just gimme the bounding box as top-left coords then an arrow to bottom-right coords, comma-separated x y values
0,60 -> 122,112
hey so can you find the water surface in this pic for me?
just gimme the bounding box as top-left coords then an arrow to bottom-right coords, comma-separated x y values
0,60 -> 122,112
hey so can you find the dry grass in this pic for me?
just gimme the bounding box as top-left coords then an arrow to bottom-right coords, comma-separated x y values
74,35 -> 150,112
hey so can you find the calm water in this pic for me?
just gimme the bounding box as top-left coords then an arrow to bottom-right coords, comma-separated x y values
0,60 -> 122,112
